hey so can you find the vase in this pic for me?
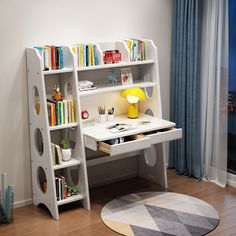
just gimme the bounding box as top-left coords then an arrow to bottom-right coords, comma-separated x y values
61,148 -> 71,161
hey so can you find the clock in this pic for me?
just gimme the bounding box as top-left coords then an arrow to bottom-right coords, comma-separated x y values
81,110 -> 89,119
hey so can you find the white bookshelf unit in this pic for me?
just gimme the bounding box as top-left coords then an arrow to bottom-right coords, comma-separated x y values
26,39 -> 182,219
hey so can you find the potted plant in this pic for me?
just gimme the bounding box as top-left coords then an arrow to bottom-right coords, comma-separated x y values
60,137 -> 71,161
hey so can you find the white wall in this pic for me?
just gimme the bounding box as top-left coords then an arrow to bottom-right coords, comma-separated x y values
0,0 -> 172,206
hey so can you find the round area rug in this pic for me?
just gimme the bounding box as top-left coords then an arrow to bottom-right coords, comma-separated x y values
101,192 -> 219,236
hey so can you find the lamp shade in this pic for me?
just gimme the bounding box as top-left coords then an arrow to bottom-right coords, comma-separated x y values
120,88 -> 146,102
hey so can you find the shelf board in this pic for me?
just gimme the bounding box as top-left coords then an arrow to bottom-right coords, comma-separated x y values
77,59 -> 154,71
53,158 -> 81,170
57,194 -> 83,206
43,67 -> 73,75
49,122 -> 77,131
79,81 -> 156,97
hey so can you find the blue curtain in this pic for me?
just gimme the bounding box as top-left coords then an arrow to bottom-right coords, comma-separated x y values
169,0 -> 202,179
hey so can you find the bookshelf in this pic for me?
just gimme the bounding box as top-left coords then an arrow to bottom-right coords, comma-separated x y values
26,39 -> 182,220
26,46 -> 90,220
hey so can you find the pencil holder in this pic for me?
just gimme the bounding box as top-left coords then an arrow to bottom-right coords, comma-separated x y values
98,114 -> 106,123
107,114 -> 114,122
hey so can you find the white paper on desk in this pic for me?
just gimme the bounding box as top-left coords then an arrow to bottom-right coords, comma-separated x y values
106,124 -> 137,133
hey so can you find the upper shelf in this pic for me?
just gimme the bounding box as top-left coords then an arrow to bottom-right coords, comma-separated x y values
79,81 -> 156,97
43,67 -> 73,75
76,59 -> 154,72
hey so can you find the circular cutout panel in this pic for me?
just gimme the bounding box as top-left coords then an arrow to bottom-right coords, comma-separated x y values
65,81 -> 72,98
144,73 -> 153,99
34,128 -> 44,156
33,86 -> 40,115
37,167 -> 47,193
144,145 -> 156,167
145,108 -> 154,117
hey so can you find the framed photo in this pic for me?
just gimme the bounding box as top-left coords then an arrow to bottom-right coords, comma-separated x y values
120,68 -> 133,85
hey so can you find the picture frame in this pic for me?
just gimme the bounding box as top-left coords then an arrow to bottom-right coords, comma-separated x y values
120,68 -> 133,85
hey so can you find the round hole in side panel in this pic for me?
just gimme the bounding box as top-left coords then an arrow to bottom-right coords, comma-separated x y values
70,168 -> 79,186
144,73 -> 153,99
144,145 -> 156,167
65,81 -> 73,98
145,108 -> 154,117
63,167 -> 79,186
37,167 -> 47,193
34,128 -> 44,156
33,86 -> 40,115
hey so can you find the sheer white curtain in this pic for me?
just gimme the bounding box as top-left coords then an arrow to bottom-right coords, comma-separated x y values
201,0 -> 228,187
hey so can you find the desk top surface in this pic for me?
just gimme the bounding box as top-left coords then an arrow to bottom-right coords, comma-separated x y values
82,114 -> 176,141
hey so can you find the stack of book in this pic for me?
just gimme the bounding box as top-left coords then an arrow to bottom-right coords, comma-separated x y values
0,173 -> 13,224
55,176 -> 79,201
124,39 -> 147,62
51,143 -> 63,166
34,45 -> 64,71
72,44 -> 98,67
55,175 -> 67,201
47,99 -> 75,126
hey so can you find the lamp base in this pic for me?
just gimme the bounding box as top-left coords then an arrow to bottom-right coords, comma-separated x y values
128,104 -> 138,119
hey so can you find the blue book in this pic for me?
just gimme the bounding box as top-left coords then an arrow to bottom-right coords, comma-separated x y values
93,45 -> 98,65
60,46 -> 64,69
85,45 -> 89,67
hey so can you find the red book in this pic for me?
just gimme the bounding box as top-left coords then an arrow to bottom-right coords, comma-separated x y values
51,46 -> 56,70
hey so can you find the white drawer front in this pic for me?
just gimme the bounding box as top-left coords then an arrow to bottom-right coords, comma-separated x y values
146,128 -> 182,144
98,135 -> 151,156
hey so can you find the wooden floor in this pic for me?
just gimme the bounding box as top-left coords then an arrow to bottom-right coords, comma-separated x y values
1,170 -> 236,236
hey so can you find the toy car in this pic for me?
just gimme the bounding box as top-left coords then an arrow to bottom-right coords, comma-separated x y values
103,50 -> 121,64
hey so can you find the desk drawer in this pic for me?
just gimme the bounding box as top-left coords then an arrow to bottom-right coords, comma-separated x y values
98,135 -> 151,156
145,128 -> 182,144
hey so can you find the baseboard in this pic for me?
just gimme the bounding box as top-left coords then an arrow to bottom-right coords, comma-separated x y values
14,198 -> 32,208
227,172 -> 236,188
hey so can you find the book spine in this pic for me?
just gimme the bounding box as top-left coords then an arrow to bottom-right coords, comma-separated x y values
90,44 -> 94,66
93,45 -> 98,65
68,100 -> 71,123
60,46 -> 64,69
83,44 -> 86,67
51,143 -> 56,166
51,46 -> 56,70
70,100 -> 75,123
57,102 -> 60,125
59,101 -> 64,125
85,44 -> 88,67
79,45 -> 83,67
44,48 -> 50,70
63,100 -> 68,124
55,177 -> 59,201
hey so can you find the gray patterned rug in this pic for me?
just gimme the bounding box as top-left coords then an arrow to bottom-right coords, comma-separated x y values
101,192 -> 219,236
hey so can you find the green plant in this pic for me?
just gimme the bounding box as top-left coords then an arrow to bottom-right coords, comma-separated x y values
61,137 -> 71,149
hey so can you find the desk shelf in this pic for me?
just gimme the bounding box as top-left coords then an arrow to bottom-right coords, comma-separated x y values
79,81 -> 156,97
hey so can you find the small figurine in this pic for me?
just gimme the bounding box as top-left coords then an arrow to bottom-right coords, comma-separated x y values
106,69 -> 117,85
52,84 -> 63,101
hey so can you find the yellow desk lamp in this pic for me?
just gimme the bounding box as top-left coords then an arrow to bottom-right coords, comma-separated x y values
120,88 -> 146,118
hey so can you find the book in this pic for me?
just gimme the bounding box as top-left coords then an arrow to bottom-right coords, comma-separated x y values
51,143 -> 56,165
55,144 -> 62,165
63,100 -> 68,124
106,123 -> 137,133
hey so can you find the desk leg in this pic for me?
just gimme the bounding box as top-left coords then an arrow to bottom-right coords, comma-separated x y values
138,143 -> 168,188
